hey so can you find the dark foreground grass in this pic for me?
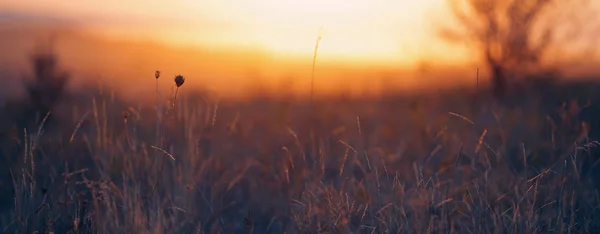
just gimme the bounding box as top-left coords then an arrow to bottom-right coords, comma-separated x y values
2,78 -> 600,233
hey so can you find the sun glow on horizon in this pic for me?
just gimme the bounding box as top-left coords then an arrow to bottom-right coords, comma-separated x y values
1,0 -> 467,65
193,0 -> 445,64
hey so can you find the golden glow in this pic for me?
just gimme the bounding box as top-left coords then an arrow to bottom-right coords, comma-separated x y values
199,0 -> 445,63
2,0 -> 599,100
228,0 -> 402,60
1,0 -> 457,64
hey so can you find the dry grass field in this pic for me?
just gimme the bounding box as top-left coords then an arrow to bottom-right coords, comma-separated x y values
2,61 -> 600,233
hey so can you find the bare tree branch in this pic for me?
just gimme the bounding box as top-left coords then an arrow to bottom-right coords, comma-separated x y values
440,0 -> 598,98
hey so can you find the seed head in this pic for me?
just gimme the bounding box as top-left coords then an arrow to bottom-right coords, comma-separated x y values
174,75 -> 185,87
155,71 -> 161,79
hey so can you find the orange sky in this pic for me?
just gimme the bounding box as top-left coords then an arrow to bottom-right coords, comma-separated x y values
1,0 -> 472,66
1,0 -> 599,101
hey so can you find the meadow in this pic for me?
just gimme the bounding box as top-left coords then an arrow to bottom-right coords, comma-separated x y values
2,53 -> 600,234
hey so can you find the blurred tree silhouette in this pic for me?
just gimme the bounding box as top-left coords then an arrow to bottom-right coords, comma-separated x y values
23,43 -> 70,123
441,0 -> 598,98
0,42 -> 69,211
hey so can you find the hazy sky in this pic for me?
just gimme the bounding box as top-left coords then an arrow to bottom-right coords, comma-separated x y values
1,0 -> 600,100
1,0 -> 464,64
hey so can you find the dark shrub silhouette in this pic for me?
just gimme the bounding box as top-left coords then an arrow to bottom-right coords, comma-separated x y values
23,49 -> 70,122
0,46 -> 70,212
0,45 -> 70,143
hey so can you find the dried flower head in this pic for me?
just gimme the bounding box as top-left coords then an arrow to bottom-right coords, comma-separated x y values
122,111 -> 129,120
174,75 -> 185,87
155,71 -> 161,79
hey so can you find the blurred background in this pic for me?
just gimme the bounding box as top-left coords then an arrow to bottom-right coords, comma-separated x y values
1,0 -> 598,102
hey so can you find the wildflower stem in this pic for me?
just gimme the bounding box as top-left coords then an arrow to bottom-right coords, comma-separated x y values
149,86 -> 179,210
156,78 -> 160,143
310,27 -> 322,105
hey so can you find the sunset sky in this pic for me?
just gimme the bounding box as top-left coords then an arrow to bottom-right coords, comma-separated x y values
1,0 -> 465,65
1,0 -> 599,100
